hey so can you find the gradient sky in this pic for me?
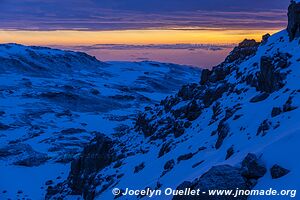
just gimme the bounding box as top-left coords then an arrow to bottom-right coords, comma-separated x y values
0,0 -> 291,66
0,0 -> 289,44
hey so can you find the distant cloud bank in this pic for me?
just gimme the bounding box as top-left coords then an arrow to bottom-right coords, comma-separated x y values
0,0 -> 288,31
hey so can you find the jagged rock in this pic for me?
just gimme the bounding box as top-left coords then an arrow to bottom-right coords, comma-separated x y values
68,134 -> 116,198
206,66 -> 230,83
241,153 -> 267,180
257,119 -> 271,136
250,93 -> 269,103
211,102 -> 222,122
158,141 -> 172,158
283,96 -> 298,112
185,100 -> 202,121
274,53 -> 291,69
225,39 -> 260,64
261,33 -> 271,45
164,159 -> 175,171
134,162 -> 145,173
271,107 -> 282,117
178,83 -> 198,100
225,146 -> 234,160
173,165 -> 249,200
135,113 -> 157,137
215,122 -> 230,149
287,1 -> 300,40
177,153 -> 194,163
200,69 -> 212,85
162,159 -> 175,176
203,83 -> 231,107
257,56 -> 285,93
270,164 -> 290,179
173,121 -> 185,138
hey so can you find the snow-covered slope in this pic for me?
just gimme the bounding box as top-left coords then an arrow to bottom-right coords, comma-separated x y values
0,44 -> 200,199
47,3 -> 300,200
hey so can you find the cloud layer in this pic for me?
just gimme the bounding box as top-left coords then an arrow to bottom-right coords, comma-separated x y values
0,0 -> 289,31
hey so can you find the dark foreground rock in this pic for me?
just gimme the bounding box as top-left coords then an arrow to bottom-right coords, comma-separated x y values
270,165 -> 290,179
173,153 -> 266,200
67,134 -> 117,199
173,165 -> 249,200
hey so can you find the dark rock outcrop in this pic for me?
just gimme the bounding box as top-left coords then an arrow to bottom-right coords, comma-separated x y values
68,134 -> 116,199
158,141 -> 173,158
261,33 -> 271,45
250,93 -> 270,103
257,56 -> 285,93
270,164 -> 290,179
134,162 -> 145,173
283,96 -> 298,112
173,165 -> 249,200
257,120 -> 272,136
225,39 -> 260,64
177,153 -> 194,163
200,69 -> 212,85
271,107 -> 282,117
287,1 -> 300,40
215,122 -> 230,149
162,159 -> 175,176
241,153 -> 267,180
174,153 -> 266,200
135,113 -> 157,137
225,146 -> 234,160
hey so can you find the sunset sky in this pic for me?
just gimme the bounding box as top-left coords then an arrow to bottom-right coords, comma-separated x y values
0,0 -> 290,67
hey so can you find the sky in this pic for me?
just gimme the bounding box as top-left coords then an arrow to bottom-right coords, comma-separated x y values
0,0 -> 290,67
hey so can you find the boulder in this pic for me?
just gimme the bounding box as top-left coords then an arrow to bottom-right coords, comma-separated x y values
134,162 -> 145,173
270,165 -> 290,179
241,153 -> 267,180
173,165 -> 249,200
225,146 -> 234,160
250,93 -> 269,103
271,107 -> 282,117
158,141 -> 172,158
162,159 -> 175,176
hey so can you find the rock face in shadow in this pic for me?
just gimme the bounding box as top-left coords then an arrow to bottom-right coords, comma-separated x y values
173,165 -> 249,200
287,1 -> 300,40
225,39 -> 260,64
68,134 -> 116,199
173,153 -> 266,200
270,164 -> 290,179
256,56 -> 285,93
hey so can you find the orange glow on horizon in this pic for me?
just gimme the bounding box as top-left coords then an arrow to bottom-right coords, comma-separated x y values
0,29 -> 280,46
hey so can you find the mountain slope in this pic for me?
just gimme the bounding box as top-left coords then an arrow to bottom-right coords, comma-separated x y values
48,3 -> 300,200
0,44 -> 200,199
